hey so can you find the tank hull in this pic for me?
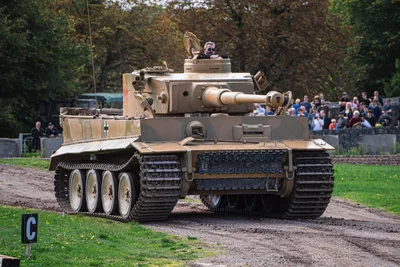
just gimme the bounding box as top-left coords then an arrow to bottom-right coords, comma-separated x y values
51,115 -> 334,222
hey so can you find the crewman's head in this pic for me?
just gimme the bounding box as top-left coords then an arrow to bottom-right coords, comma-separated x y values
204,41 -> 216,56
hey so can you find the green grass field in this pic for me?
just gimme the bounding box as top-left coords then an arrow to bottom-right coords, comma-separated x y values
333,164 -> 400,214
0,206 -> 210,266
0,158 -> 49,171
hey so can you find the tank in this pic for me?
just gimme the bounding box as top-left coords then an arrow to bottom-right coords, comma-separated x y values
50,32 -> 334,222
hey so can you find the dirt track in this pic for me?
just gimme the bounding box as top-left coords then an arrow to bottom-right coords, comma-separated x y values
1,164 -> 400,267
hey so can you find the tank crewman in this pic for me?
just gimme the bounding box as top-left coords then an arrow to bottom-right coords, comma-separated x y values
30,121 -> 43,151
198,41 -> 228,59
45,122 -> 59,138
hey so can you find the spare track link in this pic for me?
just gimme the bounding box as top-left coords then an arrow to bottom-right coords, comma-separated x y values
200,150 -> 334,219
54,153 -> 182,222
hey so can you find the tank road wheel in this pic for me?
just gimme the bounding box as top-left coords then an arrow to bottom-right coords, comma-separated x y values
68,169 -> 86,212
244,195 -> 259,211
85,169 -> 101,213
210,195 -> 224,208
261,195 -> 279,213
101,171 -> 119,215
200,195 -> 226,210
226,195 -> 240,209
118,172 -> 138,219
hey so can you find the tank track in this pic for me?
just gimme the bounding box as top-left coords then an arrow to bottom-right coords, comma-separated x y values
280,150 -> 334,218
54,153 -> 182,222
200,150 -> 334,219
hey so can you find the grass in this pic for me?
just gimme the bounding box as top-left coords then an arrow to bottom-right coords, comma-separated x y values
21,151 -> 41,158
330,142 -> 400,155
180,197 -> 202,204
333,164 -> 400,214
336,146 -> 368,156
0,206 -> 211,266
0,158 -> 50,171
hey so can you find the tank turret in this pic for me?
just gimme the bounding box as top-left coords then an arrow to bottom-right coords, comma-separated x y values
123,33 -> 292,118
123,67 -> 292,118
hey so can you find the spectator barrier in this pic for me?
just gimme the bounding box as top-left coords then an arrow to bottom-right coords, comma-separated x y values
40,137 -> 63,158
0,138 -> 20,158
313,127 -> 400,154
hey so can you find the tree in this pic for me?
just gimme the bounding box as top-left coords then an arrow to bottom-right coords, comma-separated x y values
49,0 -> 183,92
332,0 -> 400,96
385,59 -> 400,97
0,0 -> 88,137
167,0 -> 353,99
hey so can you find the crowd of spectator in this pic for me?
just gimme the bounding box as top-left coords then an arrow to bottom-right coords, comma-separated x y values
253,91 -> 400,131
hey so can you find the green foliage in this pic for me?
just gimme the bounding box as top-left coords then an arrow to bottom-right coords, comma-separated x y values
21,151 -> 40,158
0,158 -> 50,171
21,151 -> 41,158
168,0 -> 353,98
336,145 -> 366,156
330,0 -> 400,95
0,206 -> 209,266
384,59 -> 400,97
51,1 -> 184,93
4,0 -> 398,138
0,0 -> 88,137
333,164 -> 400,214
396,142 -> 400,154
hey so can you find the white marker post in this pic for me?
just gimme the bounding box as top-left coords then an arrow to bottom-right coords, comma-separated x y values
21,214 -> 38,259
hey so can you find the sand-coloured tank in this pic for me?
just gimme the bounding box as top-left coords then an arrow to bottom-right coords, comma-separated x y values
50,32 -> 334,221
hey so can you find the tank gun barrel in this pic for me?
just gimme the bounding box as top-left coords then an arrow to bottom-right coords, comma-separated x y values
202,87 -> 267,107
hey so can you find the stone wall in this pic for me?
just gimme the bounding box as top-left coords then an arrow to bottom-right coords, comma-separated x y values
41,137 -> 63,158
0,138 -> 20,158
312,127 -> 400,154
332,155 -> 400,165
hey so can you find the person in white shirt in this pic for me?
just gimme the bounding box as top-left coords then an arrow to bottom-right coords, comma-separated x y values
312,113 -> 324,131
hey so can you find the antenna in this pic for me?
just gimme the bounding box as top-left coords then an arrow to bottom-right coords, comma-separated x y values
86,0 -> 98,108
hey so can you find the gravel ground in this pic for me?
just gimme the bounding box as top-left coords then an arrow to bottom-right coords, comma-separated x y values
1,164 -> 400,267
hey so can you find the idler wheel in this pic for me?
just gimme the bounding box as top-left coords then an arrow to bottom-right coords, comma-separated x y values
68,169 -> 86,212
226,195 -> 240,209
85,169 -> 101,213
244,195 -> 258,211
118,172 -> 138,219
101,170 -> 119,215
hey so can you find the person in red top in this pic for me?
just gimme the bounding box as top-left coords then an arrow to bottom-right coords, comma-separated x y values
348,110 -> 363,127
329,119 -> 337,130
